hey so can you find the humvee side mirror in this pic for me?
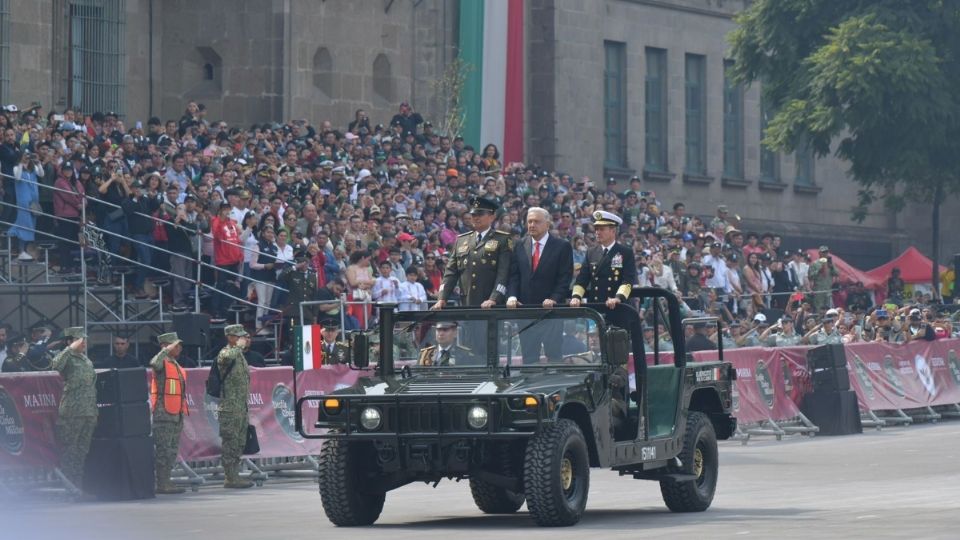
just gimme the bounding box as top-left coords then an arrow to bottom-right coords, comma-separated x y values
604,327 -> 629,366
351,333 -> 370,369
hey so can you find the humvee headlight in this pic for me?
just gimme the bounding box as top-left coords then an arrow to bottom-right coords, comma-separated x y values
360,407 -> 382,430
467,406 -> 489,429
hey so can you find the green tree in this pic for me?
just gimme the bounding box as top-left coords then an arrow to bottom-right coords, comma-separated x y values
729,0 -> 960,296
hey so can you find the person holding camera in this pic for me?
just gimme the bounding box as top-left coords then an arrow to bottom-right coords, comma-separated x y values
808,246 -> 839,312
904,307 -> 936,342
9,150 -> 43,261
96,162 -> 131,255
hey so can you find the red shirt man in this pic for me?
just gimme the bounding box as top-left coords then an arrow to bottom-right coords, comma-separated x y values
211,203 -> 242,267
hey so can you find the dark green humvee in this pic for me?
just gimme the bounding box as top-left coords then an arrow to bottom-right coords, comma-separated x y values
296,288 -> 736,527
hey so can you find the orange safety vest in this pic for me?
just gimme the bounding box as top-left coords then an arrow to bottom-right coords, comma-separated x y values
150,359 -> 189,416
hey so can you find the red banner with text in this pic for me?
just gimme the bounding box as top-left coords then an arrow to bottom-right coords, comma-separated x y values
845,339 -> 960,412
0,372 -> 64,470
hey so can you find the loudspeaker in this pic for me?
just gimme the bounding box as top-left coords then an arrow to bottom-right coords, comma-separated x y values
173,313 -> 211,348
807,344 -> 847,370
83,435 -> 155,500
94,402 -> 151,438
812,366 -> 851,392
800,390 -> 862,436
96,368 -> 149,405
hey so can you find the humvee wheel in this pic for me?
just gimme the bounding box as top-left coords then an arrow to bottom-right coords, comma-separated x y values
470,446 -> 525,514
318,438 -> 385,526
524,419 -> 590,526
660,411 -> 718,512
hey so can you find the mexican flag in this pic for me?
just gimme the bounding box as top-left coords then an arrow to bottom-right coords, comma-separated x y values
295,325 -> 323,371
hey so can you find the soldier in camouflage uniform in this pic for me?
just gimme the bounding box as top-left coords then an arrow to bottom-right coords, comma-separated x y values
149,332 -> 189,494
51,327 -> 98,491
805,309 -> 844,345
709,204 -> 730,233
808,245 -> 839,312
217,324 -> 254,489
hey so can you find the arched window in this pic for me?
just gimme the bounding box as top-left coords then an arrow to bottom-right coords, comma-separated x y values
373,53 -> 392,102
313,47 -> 333,97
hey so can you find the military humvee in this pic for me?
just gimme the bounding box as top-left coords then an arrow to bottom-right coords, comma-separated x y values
296,288 -> 736,527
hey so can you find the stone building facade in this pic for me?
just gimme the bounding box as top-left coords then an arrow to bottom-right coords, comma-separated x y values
0,0 -> 954,267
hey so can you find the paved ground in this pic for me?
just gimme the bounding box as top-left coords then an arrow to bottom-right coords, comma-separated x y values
4,422 -> 960,539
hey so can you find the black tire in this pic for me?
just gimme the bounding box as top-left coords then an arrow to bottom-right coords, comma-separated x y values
470,444 -> 525,514
523,419 -> 590,526
660,411 -> 718,512
318,438 -> 385,526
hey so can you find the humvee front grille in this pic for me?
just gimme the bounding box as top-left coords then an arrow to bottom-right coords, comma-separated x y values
403,381 -> 484,394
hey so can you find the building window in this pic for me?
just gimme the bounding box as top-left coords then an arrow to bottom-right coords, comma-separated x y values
685,54 -> 706,175
373,53 -> 393,102
69,0 -> 126,115
313,47 -> 333,97
722,60 -> 743,179
645,47 -> 667,173
795,140 -> 815,186
604,41 -> 627,169
0,0 -> 9,103
759,87 -> 779,183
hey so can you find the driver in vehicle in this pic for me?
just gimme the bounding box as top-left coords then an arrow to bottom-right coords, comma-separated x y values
417,321 -> 478,366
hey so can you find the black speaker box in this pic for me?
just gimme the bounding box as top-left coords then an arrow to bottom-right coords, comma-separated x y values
173,312 -> 211,348
800,390 -> 863,436
812,366 -> 851,392
96,368 -> 149,405
807,343 -> 847,370
94,402 -> 151,438
83,435 -> 156,500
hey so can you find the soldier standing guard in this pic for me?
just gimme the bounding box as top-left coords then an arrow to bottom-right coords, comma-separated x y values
432,197 -> 513,310
217,324 -> 254,489
279,252 -> 319,343
51,327 -> 98,492
149,332 -> 189,494
570,211 -> 638,330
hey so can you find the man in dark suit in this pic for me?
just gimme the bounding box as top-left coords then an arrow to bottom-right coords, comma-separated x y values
570,211 -> 638,331
686,322 -> 717,353
507,207 -> 574,363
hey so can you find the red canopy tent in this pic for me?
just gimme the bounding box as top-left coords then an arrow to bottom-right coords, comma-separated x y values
865,247 -> 947,284
803,249 -> 884,290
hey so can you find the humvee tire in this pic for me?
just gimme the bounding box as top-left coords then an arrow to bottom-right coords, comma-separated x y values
318,437 -> 385,526
660,411 -> 718,512
524,419 -> 590,526
470,445 -> 525,514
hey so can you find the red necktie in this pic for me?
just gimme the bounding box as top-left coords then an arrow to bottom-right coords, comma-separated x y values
532,240 -> 541,271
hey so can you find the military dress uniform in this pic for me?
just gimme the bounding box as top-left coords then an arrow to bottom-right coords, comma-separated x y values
320,340 -> 350,365
217,324 -> 254,489
149,332 -> 189,494
279,260 -> 319,323
572,212 -> 638,330
50,327 -> 98,490
438,197 -> 513,307
417,344 -> 477,366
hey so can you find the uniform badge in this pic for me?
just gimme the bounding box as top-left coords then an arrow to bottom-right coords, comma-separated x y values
484,240 -> 499,251
611,254 -> 623,269
458,243 -> 469,254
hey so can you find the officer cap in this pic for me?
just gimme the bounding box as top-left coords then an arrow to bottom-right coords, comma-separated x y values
62,327 -> 86,339
224,324 -> 249,337
157,332 -> 182,346
435,321 -> 459,330
468,197 -> 499,215
717,204 -> 729,213
819,245 -> 830,253
322,322 -> 340,331
592,210 -> 622,227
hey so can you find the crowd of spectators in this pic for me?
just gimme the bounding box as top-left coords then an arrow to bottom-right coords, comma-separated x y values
0,99 -> 957,363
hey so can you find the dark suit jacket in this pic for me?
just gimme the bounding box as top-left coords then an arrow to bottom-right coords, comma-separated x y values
508,234 -> 574,305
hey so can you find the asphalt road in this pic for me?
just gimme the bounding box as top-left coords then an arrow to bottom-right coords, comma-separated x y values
5,422 -> 960,539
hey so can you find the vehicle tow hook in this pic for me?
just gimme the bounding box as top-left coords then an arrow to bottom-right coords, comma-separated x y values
673,457 -> 683,468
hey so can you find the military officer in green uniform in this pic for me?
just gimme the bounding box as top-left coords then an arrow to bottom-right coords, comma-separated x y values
709,204 -> 731,232
278,253 -> 319,323
808,245 -> 839,312
417,322 -> 478,366
433,197 -> 513,309
806,308 -> 844,345
217,324 -> 254,489
570,211 -> 638,330
149,332 -> 189,494
51,327 -> 98,492
319,322 -> 349,365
